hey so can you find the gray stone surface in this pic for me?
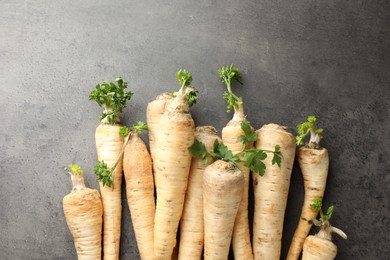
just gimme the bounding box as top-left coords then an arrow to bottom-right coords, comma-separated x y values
1,0 -> 389,259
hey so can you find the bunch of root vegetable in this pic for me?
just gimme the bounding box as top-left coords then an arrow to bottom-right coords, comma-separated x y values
61,68 -> 347,260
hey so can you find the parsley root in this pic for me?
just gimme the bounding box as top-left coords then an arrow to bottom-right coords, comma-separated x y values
189,137 -> 280,260
287,116 -> 329,260
146,92 -> 173,163
252,124 -> 296,260
122,123 -> 154,260
203,160 -> 244,260
63,164 -> 103,260
153,69 -> 196,259
89,77 -> 133,259
218,64 -> 254,259
302,202 -> 347,260
218,65 -> 256,260
178,126 -> 221,260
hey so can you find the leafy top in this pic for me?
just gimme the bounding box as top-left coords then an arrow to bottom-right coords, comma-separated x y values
131,121 -> 148,134
89,77 -> 133,124
176,69 -> 192,88
67,164 -> 83,176
296,115 -> 324,147
119,121 -> 148,137
310,197 -> 334,222
218,65 -> 243,113
173,87 -> 198,107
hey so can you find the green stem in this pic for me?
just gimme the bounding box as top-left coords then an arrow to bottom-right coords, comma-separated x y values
238,148 -> 278,155
227,83 -> 241,103
109,132 -> 132,173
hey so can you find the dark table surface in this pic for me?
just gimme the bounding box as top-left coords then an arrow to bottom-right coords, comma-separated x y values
1,0 -> 389,259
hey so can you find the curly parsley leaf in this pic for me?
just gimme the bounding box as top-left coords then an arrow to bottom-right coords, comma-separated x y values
218,65 -> 243,113
67,164 -> 83,175
218,64 -> 242,86
131,121 -> 148,134
94,160 -> 113,187
119,126 -> 130,137
188,139 -> 208,163
223,92 -> 236,113
89,77 -> 133,124
296,115 -> 323,146
176,69 -> 192,87
187,88 -> 198,107
238,120 -> 257,145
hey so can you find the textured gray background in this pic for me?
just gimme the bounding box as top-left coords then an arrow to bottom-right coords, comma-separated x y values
1,0 -> 389,259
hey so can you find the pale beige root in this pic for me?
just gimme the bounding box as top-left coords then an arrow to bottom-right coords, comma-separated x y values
63,175 -> 103,260
146,93 -> 173,162
178,126 -> 221,260
252,124 -> 296,260
221,106 -> 254,260
123,133 -> 155,260
95,123 -> 123,260
203,160 -> 244,260
153,93 -> 195,260
287,147 -> 329,260
302,235 -> 337,260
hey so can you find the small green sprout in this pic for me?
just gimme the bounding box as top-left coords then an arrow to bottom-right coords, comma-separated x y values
296,115 -> 323,148
218,65 -> 243,113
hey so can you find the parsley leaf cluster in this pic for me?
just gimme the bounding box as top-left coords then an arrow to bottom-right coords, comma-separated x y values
296,115 -> 323,146
89,77 -> 133,124
176,69 -> 192,87
94,160 -> 113,187
66,164 -> 83,175
310,197 -> 334,222
218,65 -> 243,113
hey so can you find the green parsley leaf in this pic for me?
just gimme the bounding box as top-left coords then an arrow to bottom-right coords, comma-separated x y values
119,126 -> 130,137
242,149 -> 267,175
218,65 -> 242,85
296,115 -> 323,146
223,92 -> 236,113
271,145 -> 282,167
321,205 -> 334,221
218,65 -> 243,113
310,198 -> 323,211
209,140 -> 240,166
68,164 -> 83,175
89,77 -> 133,124
238,120 -> 257,145
131,121 -> 148,134
188,139 -> 208,163
176,69 -> 192,87
94,160 -> 113,187
186,88 -> 198,107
